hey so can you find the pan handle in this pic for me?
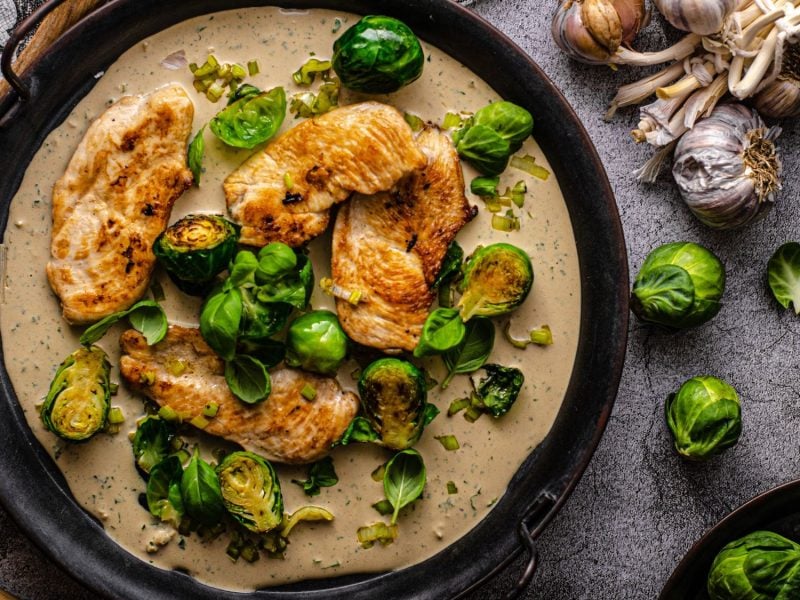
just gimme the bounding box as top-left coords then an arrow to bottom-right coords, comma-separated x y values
504,491 -> 557,599
1,0 -> 74,101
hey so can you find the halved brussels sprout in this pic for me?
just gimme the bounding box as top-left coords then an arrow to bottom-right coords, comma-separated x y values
285,310 -> 348,375
631,241 -> 725,329
665,376 -> 741,461
216,451 -> 284,533
153,214 -> 239,295
41,346 -> 111,442
457,243 -> 534,321
358,358 -> 428,450
332,15 -> 424,94
707,531 -> 800,600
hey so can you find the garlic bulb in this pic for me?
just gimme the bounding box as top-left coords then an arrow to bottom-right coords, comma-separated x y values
672,104 -> 782,230
653,0 -> 737,36
754,43 -> 800,119
552,0 -> 648,65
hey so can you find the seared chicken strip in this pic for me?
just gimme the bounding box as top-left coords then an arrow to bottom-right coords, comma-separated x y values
332,127 -> 476,352
224,101 -> 427,247
119,326 -> 359,464
47,84 -> 194,325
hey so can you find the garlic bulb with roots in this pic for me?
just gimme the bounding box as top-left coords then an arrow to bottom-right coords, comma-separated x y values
672,104 -> 782,230
653,0 -> 737,36
754,43 -> 800,118
552,0 -> 649,65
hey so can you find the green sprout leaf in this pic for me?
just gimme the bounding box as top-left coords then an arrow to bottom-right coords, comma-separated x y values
224,355 -> 271,405
132,417 -> 176,474
210,86 -> 286,149
413,307 -> 466,358
80,300 -> 168,346
146,455 -> 185,527
768,242 -> 800,314
181,448 -> 225,527
383,449 -> 426,525
187,125 -> 205,185
199,287 -> 243,361
291,456 -> 339,497
337,416 -> 380,446
441,317 -> 495,389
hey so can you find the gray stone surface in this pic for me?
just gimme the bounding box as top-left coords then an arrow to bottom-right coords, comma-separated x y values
2,1 -> 800,599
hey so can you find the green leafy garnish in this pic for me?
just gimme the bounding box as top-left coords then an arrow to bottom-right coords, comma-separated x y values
199,287 -> 243,361
224,355 -> 271,405
132,417 -> 176,474
291,456 -> 339,497
181,448 -> 225,526
210,86 -> 286,149
383,449 -> 426,525
441,317 -> 495,388
187,126 -> 205,185
413,307 -> 466,358
146,455 -> 185,527
80,300 -> 168,346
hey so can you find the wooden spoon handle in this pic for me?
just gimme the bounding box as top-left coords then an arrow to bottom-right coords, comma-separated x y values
0,0 -> 107,98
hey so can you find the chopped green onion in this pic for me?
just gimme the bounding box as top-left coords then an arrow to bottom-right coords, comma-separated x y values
189,62 -> 199,73
166,358 -> 186,377
226,541 -> 241,561
289,79 -> 340,118
320,277 -> 363,304
530,325 -> 554,346
448,398 -> 470,416
435,434 -> 460,451
192,55 -> 218,78
158,406 -> 180,422
284,172 -> 294,190
491,212 -> 520,232
247,60 -> 260,76
404,112 -> 425,132
372,499 -> 393,515
371,463 -> 386,482
240,543 -> 260,563
292,58 -> 333,85
206,81 -> 225,102
511,154 -> 550,180
189,415 -> 209,429
217,63 -> 232,81
357,522 -> 398,549
442,112 -> 463,129
230,63 -> 247,81
109,382 -> 120,395
464,405 -> 483,423
301,384 -> 317,401
202,402 -> 219,418
150,280 -> 166,302
192,79 -> 211,93
446,481 -> 458,494
108,407 -> 125,425
510,181 -> 527,207
470,175 -> 499,197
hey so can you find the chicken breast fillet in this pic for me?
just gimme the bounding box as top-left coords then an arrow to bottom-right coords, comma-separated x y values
47,84 -> 194,325
332,127 -> 476,352
224,101 -> 427,247
119,326 -> 359,464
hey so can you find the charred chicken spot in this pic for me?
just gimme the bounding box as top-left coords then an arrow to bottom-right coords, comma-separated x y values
121,245 -> 136,274
468,205 -> 479,220
283,192 -> 303,205
305,165 -> 330,188
406,233 -> 418,253
121,132 -> 139,152
142,203 -> 155,217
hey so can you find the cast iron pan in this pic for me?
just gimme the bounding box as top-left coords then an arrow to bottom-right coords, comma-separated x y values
0,0 -> 629,598
660,479 -> 800,599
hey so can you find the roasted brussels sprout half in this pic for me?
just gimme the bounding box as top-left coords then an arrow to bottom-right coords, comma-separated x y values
332,15 -> 424,94
41,346 -> 111,442
457,243 -> 534,321
631,241 -> 725,329
216,451 -> 284,533
707,531 -> 800,600
285,310 -> 348,375
665,376 -> 741,461
154,214 -> 239,295
358,358 -> 429,450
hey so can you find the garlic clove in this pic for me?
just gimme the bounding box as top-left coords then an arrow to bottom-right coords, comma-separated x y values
754,78 -> 800,119
552,0 -> 647,65
653,0 -> 737,36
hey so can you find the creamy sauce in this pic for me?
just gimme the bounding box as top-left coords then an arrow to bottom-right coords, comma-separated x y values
0,8 -> 580,592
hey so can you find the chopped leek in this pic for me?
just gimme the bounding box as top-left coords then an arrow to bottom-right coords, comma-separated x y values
530,325 -> 554,346
470,176 -> 499,197
202,402 -> 219,418
446,481 -> 458,494
435,434 -> 460,451
511,154 -> 550,180
372,499 -> 393,515
448,397 -> 470,416
442,112 -> 464,129
404,112 -> 425,132
248,60 -> 260,76
280,506 -> 334,538
301,384 -> 317,401
357,522 -> 399,548
491,211 -> 520,232
108,407 -> 125,425
293,58 -> 333,85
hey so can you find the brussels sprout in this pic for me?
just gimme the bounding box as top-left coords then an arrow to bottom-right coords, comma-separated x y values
332,15 -> 424,94
707,531 -> 800,600
41,346 -> 111,442
474,364 -> 524,418
457,243 -> 534,321
216,451 -> 284,533
453,101 -> 534,176
146,455 -> 185,528
358,358 -> 429,450
153,214 -> 239,295
209,86 -> 286,149
665,376 -> 742,461
132,417 -> 176,474
631,241 -> 725,329
285,310 -> 348,375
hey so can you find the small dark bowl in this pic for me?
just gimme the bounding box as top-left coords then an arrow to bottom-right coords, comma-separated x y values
660,479 -> 800,599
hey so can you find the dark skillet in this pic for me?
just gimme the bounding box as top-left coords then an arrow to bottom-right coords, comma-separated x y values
660,479 -> 800,600
0,0 -> 628,598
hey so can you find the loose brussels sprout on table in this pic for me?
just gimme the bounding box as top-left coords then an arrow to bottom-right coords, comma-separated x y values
631,241 -> 725,329
216,451 -> 284,534
285,310 -> 348,376
358,358 -> 438,450
457,243 -> 534,321
153,214 -> 239,295
665,375 -> 741,461
707,530 -> 800,600
332,15 -> 424,94
41,346 -> 111,442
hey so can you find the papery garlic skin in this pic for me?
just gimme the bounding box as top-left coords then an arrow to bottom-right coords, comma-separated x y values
653,0 -> 737,36
754,78 -> 800,118
672,104 -> 782,230
552,0 -> 648,65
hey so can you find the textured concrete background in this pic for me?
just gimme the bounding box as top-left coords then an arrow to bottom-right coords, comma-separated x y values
2,1 -> 800,598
